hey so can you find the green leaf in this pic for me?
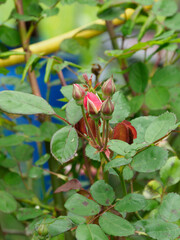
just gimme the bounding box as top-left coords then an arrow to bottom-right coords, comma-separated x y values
165,13 -> 180,30
99,212 -> 135,237
76,224 -> 108,240
28,167 -> 43,179
0,25 -> 21,47
0,191 -> 17,213
60,38 -> 89,54
0,135 -> 26,147
123,165 -> 134,180
110,91 -> 130,124
35,154 -> 50,166
115,193 -> 147,213
0,91 -> 55,115
50,126 -> 78,164
145,86 -> 170,110
90,180 -> 115,206
14,124 -> 40,136
152,0 -> 177,16
134,0 -> 153,5
64,193 -> 101,216
44,58 -> 54,83
144,112 -> 177,143
129,62 -> 149,93
68,212 -> 86,225
145,219 -> 180,240
39,0 -> 58,6
85,144 -> 100,162
151,65 -> 180,87
132,146 -> 168,173
12,12 -> 38,21
138,14 -> 156,41
41,7 -> 59,17
47,216 -> 72,236
8,144 -> 34,162
158,193 -> 180,222
97,4 -> 125,20
61,85 -> 73,100
17,208 -> 44,221
40,121 -> 59,141
4,172 -> 21,186
22,54 -> 39,82
143,180 -> 163,199
129,95 -> 144,114
108,140 -> 132,156
104,157 -> 132,172
160,156 -> 180,186
66,99 -> 83,125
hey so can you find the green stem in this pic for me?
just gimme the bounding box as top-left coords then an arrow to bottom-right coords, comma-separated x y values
81,106 -> 98,147
114,168 -> 127,196
95,120 -> 103,148
104,120 -> 109,150
102,119 -> 106,144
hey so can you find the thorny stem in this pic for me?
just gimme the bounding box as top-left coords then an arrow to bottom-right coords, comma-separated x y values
81,106 -> 98,147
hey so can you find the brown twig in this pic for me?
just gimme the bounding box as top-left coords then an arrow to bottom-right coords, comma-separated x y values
56,70 -> 67,86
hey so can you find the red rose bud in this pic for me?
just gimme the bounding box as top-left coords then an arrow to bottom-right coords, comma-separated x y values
72,84 -> 85,105
102,77 -> 116,97
84,92 -> 102,114
112,120 -> 137,144
101,97 -> 114,120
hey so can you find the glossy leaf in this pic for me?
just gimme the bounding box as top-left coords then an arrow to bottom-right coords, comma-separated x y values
66,99 -> 83,125
132,146 -> 168,173
50,126 -> 78,164
76,224 -> 108,240
0,91 -> 55,115
64,193 -> 101,216
145,112 -> 177,143
160,156 -> 180,186
158,193 -> 180,222
90,180 -> 115,206
115,193 -> 147,213
99,212 -> 135,237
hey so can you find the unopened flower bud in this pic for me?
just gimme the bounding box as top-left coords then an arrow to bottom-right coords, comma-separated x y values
102,77 -> 116,97
72,84 -> 85,105
101,97 -> 114,120
91,64 -> 101,76
37,224 -> 48,237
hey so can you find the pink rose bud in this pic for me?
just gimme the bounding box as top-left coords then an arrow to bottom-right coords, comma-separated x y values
84,92 -> 102,119
101,97 -> 114,120
102,77 -> 116,97
72,84 -> 85,105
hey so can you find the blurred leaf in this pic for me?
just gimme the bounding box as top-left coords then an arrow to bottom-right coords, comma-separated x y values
160,156 -> 180,186
123,165 -> 134,180
0,191 -> 17,213
0,91 -> 55,115
0,135 -> 26,147
132,146 -> 168,173
115,193 -> 147,213
90,180 -> 115,206
99,212 -> 135,237
14,124 -> 40,136
143,180 -> 163,199
0,25 -> 20,47
129,95 -> 144,114
153,0 -> 177,17
165,13 -> 180,30
66,99 -> 83,125
158,193 -> 180,222
22,54 -> 39,82
60,38 -> 89,54
50,126 -> 78,164
110,91 -> 130,124
4,172 -> 21,186
41,7 -> 59,17
145,86 -> 170,110
134,0 -> 153,5
76,224 -> 108,240
104,157 -> 132,172
138,14 -> 155,41
152,65 -> 180,87
11,11 -> 38,21
85,144 -> 100,162
39,0 -> 58,6
28,167 -> 43,179
35,154 -> 50,166
129,62 -> 149,93
97,3 -> 125,20
47,216 -> 72,236
65,193 -> 101,216
61,85 -> 73,100
17,208 -> 44,221
144,112 -> 177,143
40,121 -> 59,141
8,144 -> 34,162
0,67 -> 9,75
145,219 -> 180,240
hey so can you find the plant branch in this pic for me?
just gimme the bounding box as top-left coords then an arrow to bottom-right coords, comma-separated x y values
56,70 -> 67,86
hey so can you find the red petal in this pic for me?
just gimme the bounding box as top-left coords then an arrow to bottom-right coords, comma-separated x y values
112,122 -> 129,143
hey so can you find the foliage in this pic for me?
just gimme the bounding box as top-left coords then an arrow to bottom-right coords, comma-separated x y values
0,0 -> 180,240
